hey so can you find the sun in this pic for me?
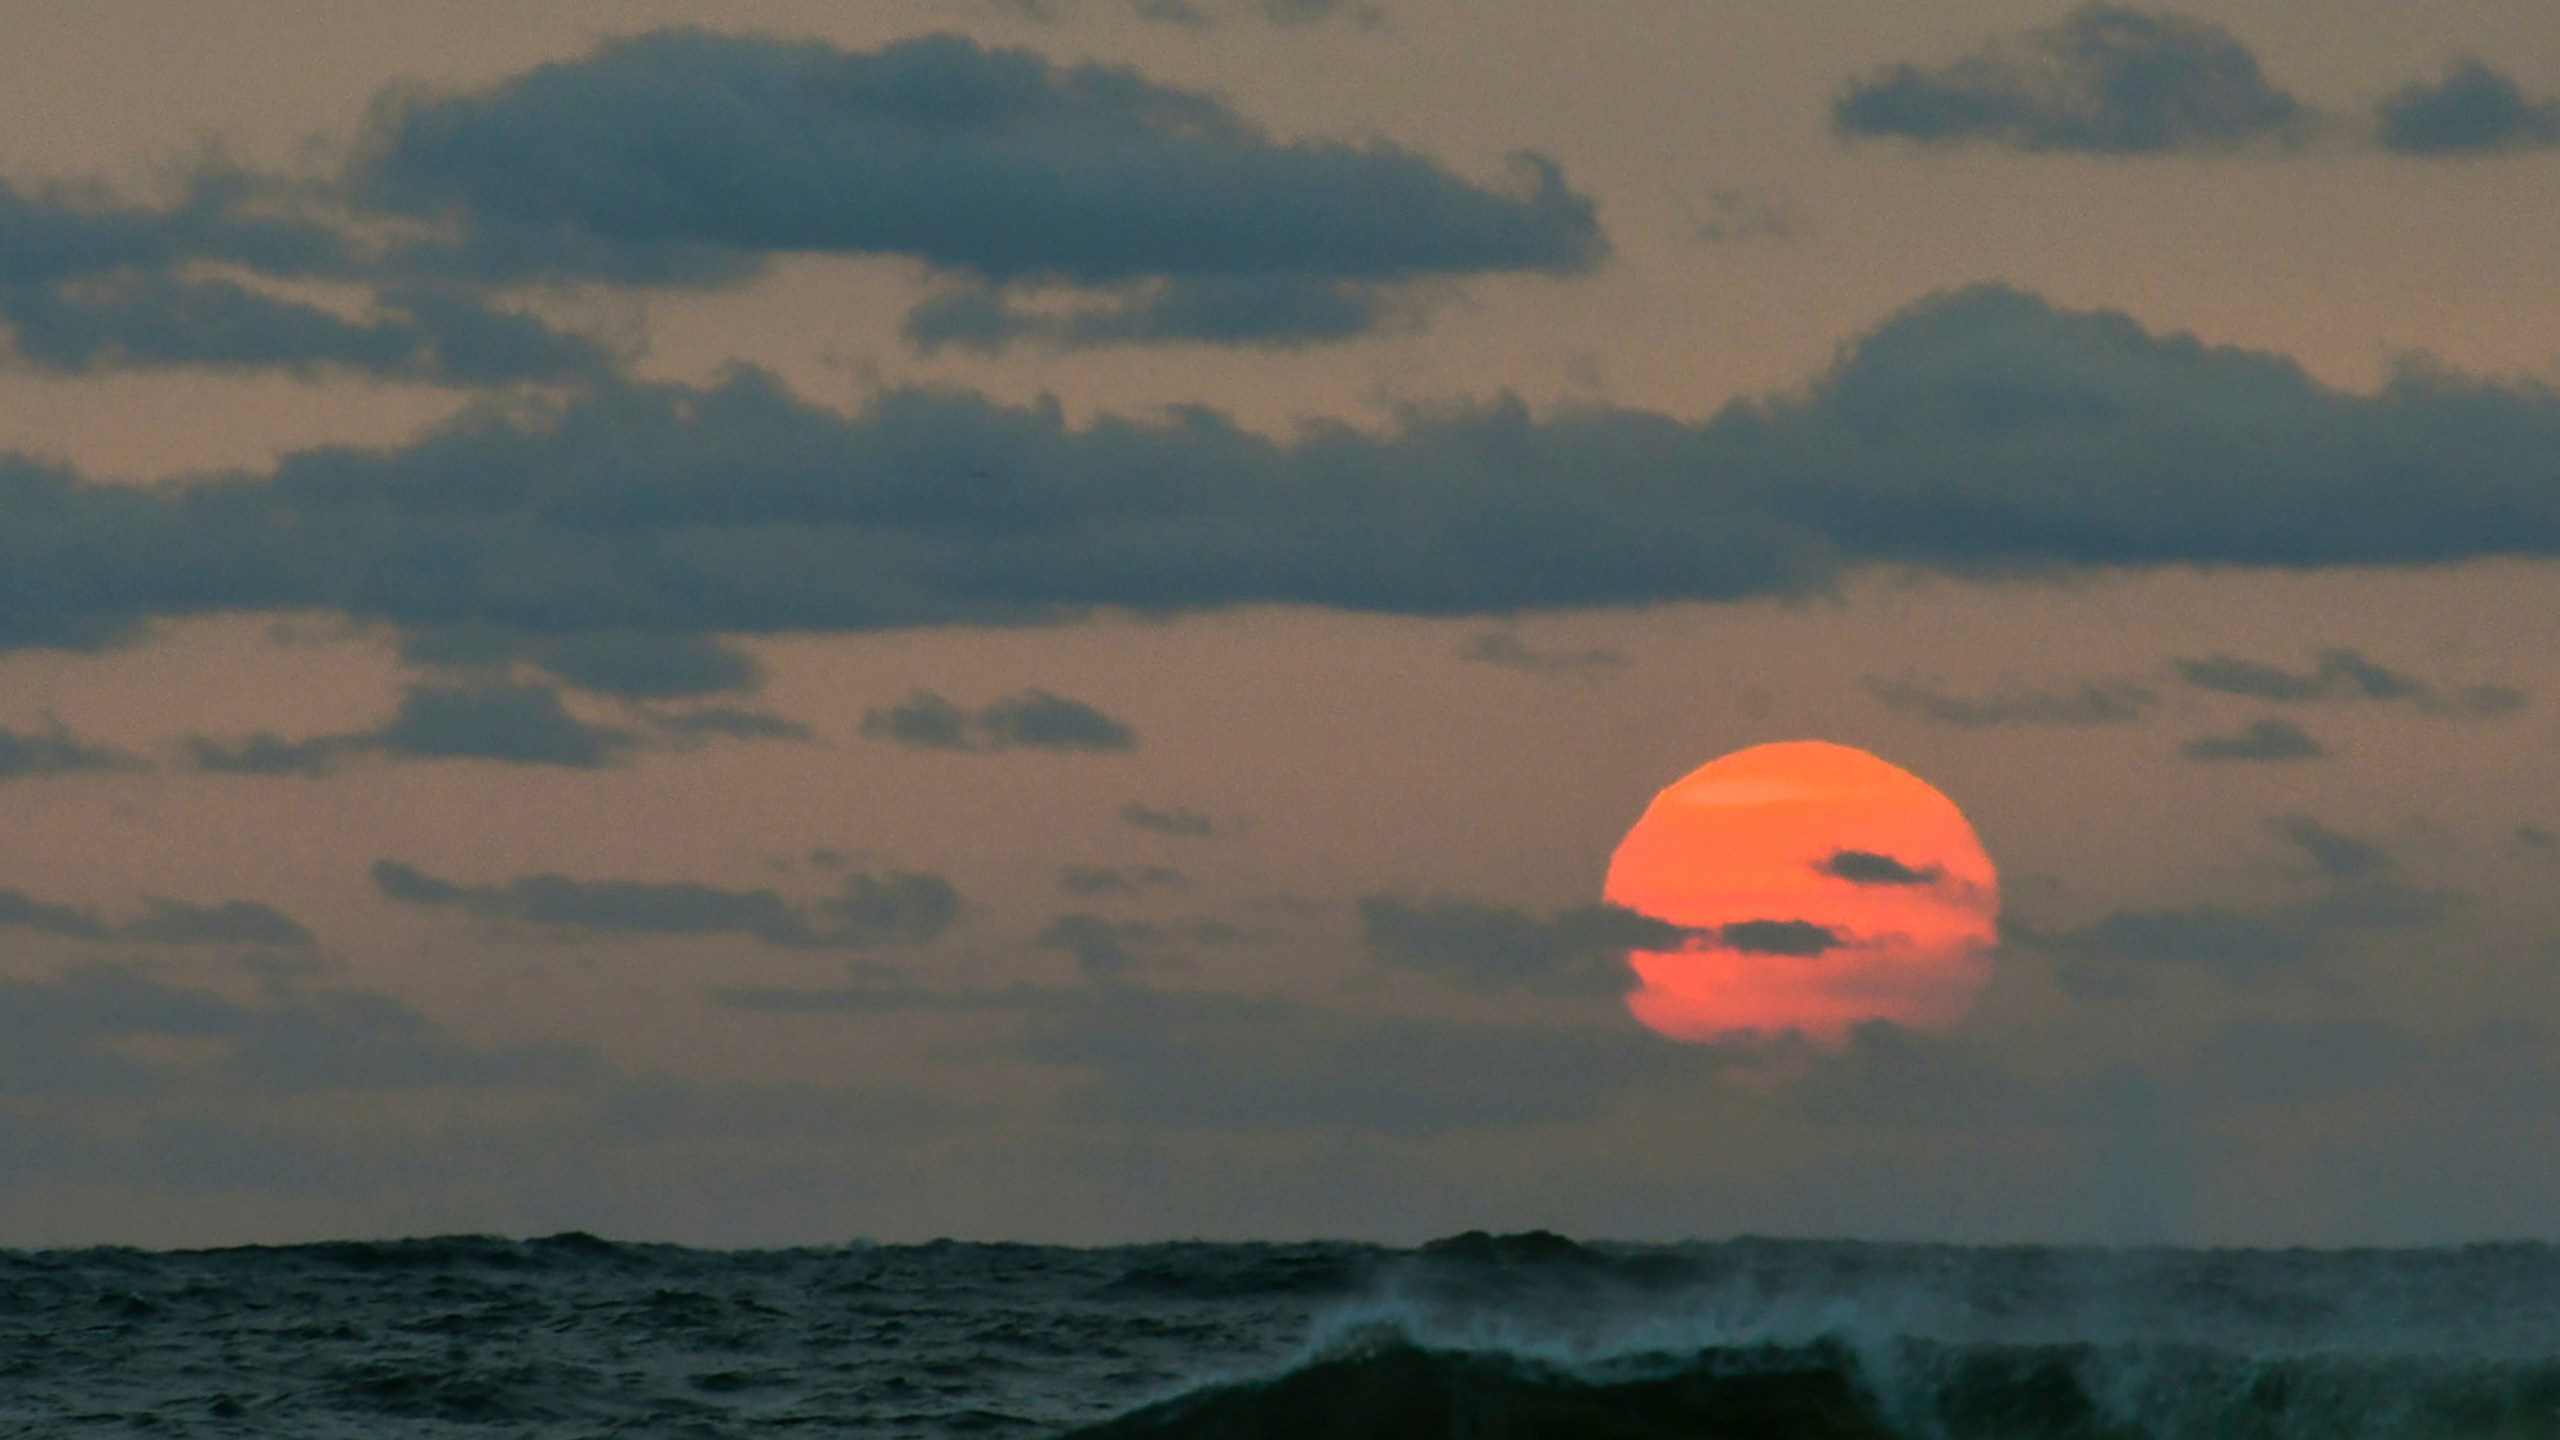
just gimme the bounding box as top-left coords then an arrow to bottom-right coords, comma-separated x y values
1603,741 -> 1998,1047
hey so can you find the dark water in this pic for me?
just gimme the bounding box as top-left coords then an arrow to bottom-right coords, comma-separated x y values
7,1231 -> 2560,1438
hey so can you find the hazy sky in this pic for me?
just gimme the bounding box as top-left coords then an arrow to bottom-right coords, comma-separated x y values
5,0 -> 2560,1248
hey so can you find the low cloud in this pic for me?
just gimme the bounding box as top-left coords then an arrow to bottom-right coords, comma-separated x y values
353,29 -> 1593,343
1833,4 -> 2306,155
0,889 -> 314,947
1059,865 -> 1187,898
904,275 -> 1425,354
0,721 -> 144,778
2266,815 -> 2390,881
1456,631 -> 1624,676
2020,831 -> 2446,996
2376,60 -> 2560,156
401,627 -> 763,700
1867,677 -> 2156,728
2174,647 -> 2523,716
194,682 -> 631,771
2179,717 -> 2324,763
1718,919 -> 1843,956
371,859 -> 958,948
121,898 -> 315,948
862,689 -> 1136,753
24,284 -> 2560,649
1120,802 -> 1218,838
1818,849 -> 1941,886
1358,896 -> 1683,996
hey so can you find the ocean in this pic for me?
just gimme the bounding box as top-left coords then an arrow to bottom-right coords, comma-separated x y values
6,1230 -> 2559,1437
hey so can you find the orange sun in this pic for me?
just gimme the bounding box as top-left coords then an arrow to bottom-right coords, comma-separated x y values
1603,741 -> 1998,1048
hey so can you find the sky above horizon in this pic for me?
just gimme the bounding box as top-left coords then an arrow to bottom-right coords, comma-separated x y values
5,0 -> 2560,1249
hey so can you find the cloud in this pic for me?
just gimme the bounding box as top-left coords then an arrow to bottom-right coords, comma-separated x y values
2022,859 -> 2447,996
1818,849 -> 1941,886
25,283 -> 2560,649
350,29 -> 1596,340
2174,647 -> 2524,716
376,680 -> 633,767
2376,59 -> 2560,156
120,898 -> 315,948
187,681 -> 636,775
1456,632 -> 1624,676
0,889 -> 112,941
0,963 -> 605,1101
862,689 -> 1136,753
1867,677 -> 2155,727
2266,815 -> 2389,881
1718,919 -> 1842,956
0,173 -> 609,382
1036,913 -> 1160,981
1121,802 -> 1217,838
1059,865 -> 1187,898
0,720 -> 142,778
2179,717 -> 2324,763
1358,897 -> 1681,996
904,275 -> 1423,353
401,627 -> 762,699
1018,987 -> 1665,1132
0,889 -> 310,946
643,706 -> 811,743
1832,4 -> 2307,154
1126,0 -> 1382,26
183,733 -> 356,777
372,859 -> 958,948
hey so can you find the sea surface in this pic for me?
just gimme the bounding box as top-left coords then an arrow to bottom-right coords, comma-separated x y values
6,1231 -> 2560,1438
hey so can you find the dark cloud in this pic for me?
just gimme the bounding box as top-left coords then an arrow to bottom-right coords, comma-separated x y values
1036,913 -> 1158,981
0,963 -> 605,1101
2174,648 -> 2523,716
183,733 -> 356,777
1358,896 -> 1680,996
2023,867 -> 2448,996
1126,0 -> 1381,25
188,681 -> 635,775
0,888 -> 313,946
2179,717 -> 2323,763
0,889 -> 112,941
24,284 -> 2560,648
121,898 -> 315,948
403,627 -> 762,699
1718,919 -> 1842,956
351,29 -> 1595,337
1818,849 -> 1941,886
1019,988 -> 1661,1132
2518,825 -> 2559,851
1688,186 -> 1799,244
725,965 -> 1678,1133
4,275 -> 608,382
0,174 -> 608,382
1121,802 -> 1217,838
860,691 -> 974,750
1456,631 -> 1624,676
0,720 -> 142,778
1833,4 -> 2306,154
372,860 -> 958,948
976,689 -> 1137,751
2267,816 -> 2389,881
1866,677 -> 2156,727
1059,865 -> 1187,898
2377,59 -> 2560,156
376,680 -> 634,768
863,689 -> 1136,753
904,275 -> 1416,353
644,706 -> 811,743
